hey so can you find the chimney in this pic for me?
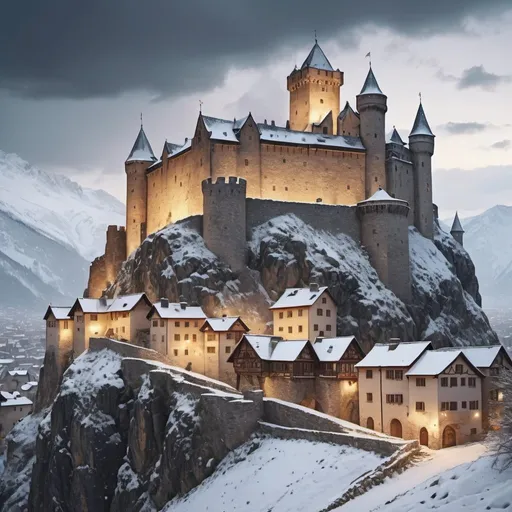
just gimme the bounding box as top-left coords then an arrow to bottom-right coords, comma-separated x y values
388,339 -> 400,351
99,296 -> 107,307
309,282 -> 319,292
161,298 -> 169,308
271,120 -> 275,127
180,301 -> 187,310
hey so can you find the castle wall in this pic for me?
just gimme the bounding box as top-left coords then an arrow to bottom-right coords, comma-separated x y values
246,198 -> 361,242
105,226 -> 126,286
126,161 -> 149,257
386,146 -> 415,226
87,255 -> 107,299
315,378 -> 359,423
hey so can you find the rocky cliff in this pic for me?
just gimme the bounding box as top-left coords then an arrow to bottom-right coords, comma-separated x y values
111,214 -> 497,349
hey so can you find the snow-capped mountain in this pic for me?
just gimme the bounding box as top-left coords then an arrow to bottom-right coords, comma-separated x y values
449,205 -> 512,307
0,150 -> 125,308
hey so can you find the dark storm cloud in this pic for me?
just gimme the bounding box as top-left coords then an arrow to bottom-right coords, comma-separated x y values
457,66 -> 511,91
1,0 -> 510,99
438,122 -> 491,135
490,140 -> 511,150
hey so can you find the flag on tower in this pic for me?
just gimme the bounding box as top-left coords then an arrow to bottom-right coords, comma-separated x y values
365,52 -> 371,58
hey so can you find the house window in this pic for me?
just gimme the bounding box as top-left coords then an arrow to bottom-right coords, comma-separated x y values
160,320 -> 165,327
175,321 -> 180,327
440,377 -> 448,387
317,308 -> 323,316
450,377 -> 458,387
173,349 -> 178,356
279,327 -> 284,332
366,393 -> 373,403
395,370 -> 403,380
174,334 -> 180,341
366,370 -> 373,379
461,378 -> 466,386
207,334 -> 216,341
194,321 -> 198,328
161,335 -> 164,342
386,370 -> 394,380
225,346 -> 231,354
207,346 -> 216,354
322,297 -> 327,304
320,99 -> 324,104
386,394 -> 403,405
184,334 -> 189,341
441,402 -> 449,411
122,326 -> 125,333
90,314 -> 98,321
386,370 -> 403,380
469,400 -> 479,410
287,311 -> 292,318
279,312 -> 284,319
76,315 -> 83,323
326,325 -> 332,331
449,402 -> 458,411
468,378 -> 476,388
152,320 -> 158,327
298,309 -> 303,317
455,364 -> 463,374
63,321 -> 69,330
184,349 -> 189,356
192,334 -> 197,342
416,402 -> 425,412
288,326 -> 292,334
226,333 -> 233,340
298,325 -> 303,333
490,389 -> 499,401
326,310 -> 331,317
470,428 -> 477,435
185,321 -> 190,328
314,324 -> 318,331
461,401 -> 467,409
245,159 -> 249,166
490,367 -> 500,376
416,378 -> 426,387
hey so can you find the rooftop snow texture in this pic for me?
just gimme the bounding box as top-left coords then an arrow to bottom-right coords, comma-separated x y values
301,42 -> 334,71
126,126 -> 157,163
338,101 -> 359,120
74,293 -> 147,314
355,341 -> 432,368
359,67 -> 384,95
436,345 -> 505,368
405,350 -> 462,376
313,336 -> 357,362
45,306 -> 72,320
409,103 -> 434,137
358,188 -> 408,205
150,301 -> 207,320
388,127 -> 405,145
202,317 -> 244,332
0,396 -> 33,407
269,286 -> 329,309
241,335 -> 312,362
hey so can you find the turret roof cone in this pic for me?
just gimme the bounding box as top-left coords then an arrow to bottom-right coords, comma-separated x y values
126,126 -> 157,163
338,101 -> 359,120
359,67 -> 384,96
301,42 -> 334,71
450,212 -> 464,233
389,127 -> 405,145
410,103 -> 434,137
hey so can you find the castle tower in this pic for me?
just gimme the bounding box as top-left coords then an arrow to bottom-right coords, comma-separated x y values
409,102 -> 435,239
202,177 -> 247,272
358,189 -> 411,303
337,101 -> 360,136
356,67 -> 388,198
450,212 -> 464,246
287,41 -> 343,134
125,124 -> 157,257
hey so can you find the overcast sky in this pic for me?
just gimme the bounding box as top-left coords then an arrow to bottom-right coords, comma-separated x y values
1,1 -> 511,219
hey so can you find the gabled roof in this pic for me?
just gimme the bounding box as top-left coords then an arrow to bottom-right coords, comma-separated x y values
147,301 -> 206,320
69,293 -> 150,316
269,286 -> 332,310
437,345 -> 511,368
43,305 -> 72,321
451,212 -> 464,233
355,341 -> 432,368
359,67 -> 384,96
0,396 -> 33,407
164,141 -> 181,155
338,101 -> 359,120
301,42 -> 334,71
406,350 -> 484,377
270,340 -> 315,362
388,128 -> 405,146
313,336 -> 362,362
202,115 -> 240,143
126,126 -> 157,163
313,110 -> 333,128
200,317 -> 250,333
409,103 -> 434,137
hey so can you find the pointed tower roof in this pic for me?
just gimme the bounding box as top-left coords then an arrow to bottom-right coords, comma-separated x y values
338,101 -> 359,120
409,103 -> 434,137
450,212 -> 464,233
126,126 -> 157,163
359,67 -> 384,95
388,127 -> 405,145
301,42 -> 334,71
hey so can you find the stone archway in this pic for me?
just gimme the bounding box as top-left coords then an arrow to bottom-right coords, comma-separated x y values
420,427 -> 429,447
442,425 -> 456,448
390,418 -> 402,438
366,417 -> 374,430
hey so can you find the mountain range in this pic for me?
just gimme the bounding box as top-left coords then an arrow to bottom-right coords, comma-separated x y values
0,150 -> 124,309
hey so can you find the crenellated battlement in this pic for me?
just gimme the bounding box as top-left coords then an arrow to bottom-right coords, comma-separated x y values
201,176 -> 247,193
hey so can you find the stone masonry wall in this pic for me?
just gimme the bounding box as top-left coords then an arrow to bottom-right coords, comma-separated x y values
86,254 -> 107,298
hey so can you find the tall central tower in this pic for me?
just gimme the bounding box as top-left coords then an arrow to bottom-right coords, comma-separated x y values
287,41 -> 343,134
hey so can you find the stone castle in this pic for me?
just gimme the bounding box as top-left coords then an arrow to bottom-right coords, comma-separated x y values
88,41 -> 442,304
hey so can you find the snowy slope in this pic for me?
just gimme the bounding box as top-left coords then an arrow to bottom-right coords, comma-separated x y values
0,150 -> 125,306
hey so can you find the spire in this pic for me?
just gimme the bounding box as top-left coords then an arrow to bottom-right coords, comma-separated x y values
359,67 -> 384,95
450,212 -> 464,233
126,125 -> 157,163
301,42 -> 334,71
409,103 -> 434,137
338,101 -> 359,120
388,126 -> 405,145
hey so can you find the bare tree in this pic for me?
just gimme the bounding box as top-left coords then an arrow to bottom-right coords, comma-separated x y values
490,366 -> 512,470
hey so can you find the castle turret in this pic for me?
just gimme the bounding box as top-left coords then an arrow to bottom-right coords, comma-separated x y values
450,212 -> 464,246
125,124 -> 157,257
358,189 -> 411,303
337,101 -> 360,136
409,102 -> 435,239
287,41 -> 343,134
356,67 -> 388,198
202,177 -> 247,272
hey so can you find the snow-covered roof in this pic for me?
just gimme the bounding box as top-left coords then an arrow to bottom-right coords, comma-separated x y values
301,42 -> 334,71
165,141 -> 181,155
71,293 -> 149,315
270,340 -> 311,361
406,350 -> 462,376
270,286 -> 329,309
8,369 -> 28,376
44,305 -> 72,321
387,128 -> 405,146
313,336 -> 358,362
0,359 -> 14,365
233,335 -> 314,362
126,126 -> 157,163
338,101 -> 359,120
201,317 -> 249,332
409,103 -> 434,137
359,67 -> 384,95
21,381 -> 38,391
451,212 -> 464,233
356,342 -> 432,368
436,346 -> 505,368
357,188 -> 409,206
149,301 -> 207,320
243,335 -> 276,361
202,116 -> 240,143
0,396 -> 33,407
